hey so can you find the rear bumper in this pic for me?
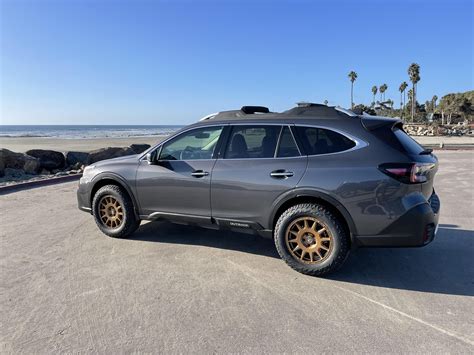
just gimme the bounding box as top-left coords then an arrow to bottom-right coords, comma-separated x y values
355,192 -> 440,247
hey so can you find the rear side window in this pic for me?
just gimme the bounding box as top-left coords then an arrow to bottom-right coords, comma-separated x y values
277,127 -> 300,157
294,126 -> 356,155
393,128 -> 424,154
224,125 -> 281,159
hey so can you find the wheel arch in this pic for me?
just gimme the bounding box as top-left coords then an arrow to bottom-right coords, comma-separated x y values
90,173 -> 140,218
270,190 -> 357,245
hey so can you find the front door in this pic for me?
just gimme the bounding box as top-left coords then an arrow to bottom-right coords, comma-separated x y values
136,126 -> 223,218
211,125 -> 307,227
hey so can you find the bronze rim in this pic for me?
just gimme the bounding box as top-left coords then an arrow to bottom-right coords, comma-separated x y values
285,217 -> 333,264
98,195 -> 124,229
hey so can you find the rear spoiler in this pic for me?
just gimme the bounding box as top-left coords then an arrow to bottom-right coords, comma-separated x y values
361,115 -> 403,131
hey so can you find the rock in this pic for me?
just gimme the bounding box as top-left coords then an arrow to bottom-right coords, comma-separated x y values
0,157 -> 4,177
40,169 -> 50,175
130,144 -> 151,154
66,151 -> 89,167
87,147 -> 135,164
26,149 -> 65,170
0,149 -> 40,174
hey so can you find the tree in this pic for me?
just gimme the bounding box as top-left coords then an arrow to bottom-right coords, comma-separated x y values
348,71 -> 358,109
379,84 -> 388,101
323,100 -> 328,105
399,82 -> 408,118
431,95 -> 438,112
408,63 -> 421,121
371,86 -> 378,106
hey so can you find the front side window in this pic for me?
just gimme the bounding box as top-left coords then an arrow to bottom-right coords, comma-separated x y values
159,126 -> 223,160
295,126 -> 356,155
224,125 -> 281,159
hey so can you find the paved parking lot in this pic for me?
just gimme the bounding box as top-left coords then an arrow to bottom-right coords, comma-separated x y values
1,150 -> 473,353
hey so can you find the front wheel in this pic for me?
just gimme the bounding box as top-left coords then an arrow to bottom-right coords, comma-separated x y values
92,184 -> 140,238
274,203 -> 349,276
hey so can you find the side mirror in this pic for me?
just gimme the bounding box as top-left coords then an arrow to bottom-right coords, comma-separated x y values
146,151 -> 157,165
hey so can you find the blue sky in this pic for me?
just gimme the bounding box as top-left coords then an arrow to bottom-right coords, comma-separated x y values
1,0 -> 473,125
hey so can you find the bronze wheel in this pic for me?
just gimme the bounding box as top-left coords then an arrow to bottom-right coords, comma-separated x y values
98,195 -> 124,229
285,216 -> 333,264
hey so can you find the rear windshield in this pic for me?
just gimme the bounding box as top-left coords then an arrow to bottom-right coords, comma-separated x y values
393,128 -> 424,154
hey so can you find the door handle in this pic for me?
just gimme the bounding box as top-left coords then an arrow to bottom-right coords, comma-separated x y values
270,170 -> 294,179
191,170 -> 209,178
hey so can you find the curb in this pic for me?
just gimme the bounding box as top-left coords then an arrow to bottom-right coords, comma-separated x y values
0,174 -> 82,195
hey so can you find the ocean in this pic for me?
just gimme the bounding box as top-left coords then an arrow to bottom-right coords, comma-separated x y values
0,125 -> 183,139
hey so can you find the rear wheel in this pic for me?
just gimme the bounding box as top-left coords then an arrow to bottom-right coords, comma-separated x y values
274,203 -> 349,276
92,184 -> 140,238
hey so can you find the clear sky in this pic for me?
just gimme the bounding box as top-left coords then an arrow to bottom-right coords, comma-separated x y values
1,0 -> 473,125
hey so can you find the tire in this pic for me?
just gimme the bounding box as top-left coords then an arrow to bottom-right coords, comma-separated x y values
92,184 -> 141,238
274,203 -> 349,276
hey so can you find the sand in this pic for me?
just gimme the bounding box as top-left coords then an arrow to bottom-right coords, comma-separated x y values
0,134 -> 473,153
0,136 -> 165,153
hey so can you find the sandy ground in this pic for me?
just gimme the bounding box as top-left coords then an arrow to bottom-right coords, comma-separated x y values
1,135 -> 473,153
0,151 -> 473,353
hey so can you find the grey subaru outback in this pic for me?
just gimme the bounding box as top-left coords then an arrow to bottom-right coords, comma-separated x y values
77,103 -> 440,276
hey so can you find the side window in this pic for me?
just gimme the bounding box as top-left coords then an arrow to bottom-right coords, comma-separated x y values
159,126 -> 223,160
295,126 -> 356,155
224,125 -> 281,159
277,127 -> 300,157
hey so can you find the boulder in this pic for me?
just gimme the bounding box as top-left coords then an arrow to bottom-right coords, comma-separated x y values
0,157 -> 4,177
130,144 -> 151,154
66,151 -> 89,167
26,149 -> 65,170
87,147 -> 135,164
0,149 -> 40,174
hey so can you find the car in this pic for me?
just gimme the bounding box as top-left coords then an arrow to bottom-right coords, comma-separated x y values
77,103 -> 440,276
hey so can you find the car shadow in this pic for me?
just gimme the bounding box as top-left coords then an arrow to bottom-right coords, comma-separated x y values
132,221 -> 280,259
330,226 -> 474,296
132,222 -> 474,296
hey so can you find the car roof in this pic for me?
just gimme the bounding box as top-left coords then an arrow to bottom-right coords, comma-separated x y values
195,103 -> 358,125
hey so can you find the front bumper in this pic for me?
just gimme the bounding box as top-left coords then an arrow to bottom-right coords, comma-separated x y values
355,191 -> 440,247
77,178 -> 92,213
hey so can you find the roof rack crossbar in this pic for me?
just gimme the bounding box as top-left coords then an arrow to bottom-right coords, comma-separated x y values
241,106 -> 270,114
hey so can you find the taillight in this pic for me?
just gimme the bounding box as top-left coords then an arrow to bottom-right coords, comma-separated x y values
379,163 -> 435,184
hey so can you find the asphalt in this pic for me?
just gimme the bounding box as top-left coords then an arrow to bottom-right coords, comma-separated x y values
1,150 -> 473,353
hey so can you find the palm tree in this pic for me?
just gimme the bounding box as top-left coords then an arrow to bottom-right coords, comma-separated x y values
408,63 -> 421,121
408,88 -> 414,115
371,86 -> 378,106
379,84 -> 388,101
431,95 -> 438,112
399,81 -> 408,118
348,71 -> 358,109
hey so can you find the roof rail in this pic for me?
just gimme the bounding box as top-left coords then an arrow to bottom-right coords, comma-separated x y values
199,112 -> 218,121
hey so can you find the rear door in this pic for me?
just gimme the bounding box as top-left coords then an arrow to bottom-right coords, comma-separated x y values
210,124 -> 307,227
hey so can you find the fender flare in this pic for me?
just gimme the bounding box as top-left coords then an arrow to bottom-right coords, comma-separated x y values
269,187 -> 358,238
90,172 -> 140,218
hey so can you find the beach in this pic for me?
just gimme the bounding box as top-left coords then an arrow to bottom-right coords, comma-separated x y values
0,136 -> 165,153
1,134 -> 473,153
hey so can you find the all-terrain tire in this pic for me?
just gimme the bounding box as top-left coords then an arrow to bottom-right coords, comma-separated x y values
274,203 -> 349,276
92,184 -> 140,238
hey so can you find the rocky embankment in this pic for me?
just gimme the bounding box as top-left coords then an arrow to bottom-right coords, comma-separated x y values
404,123 -> 473,136
0,144 -> 150,186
